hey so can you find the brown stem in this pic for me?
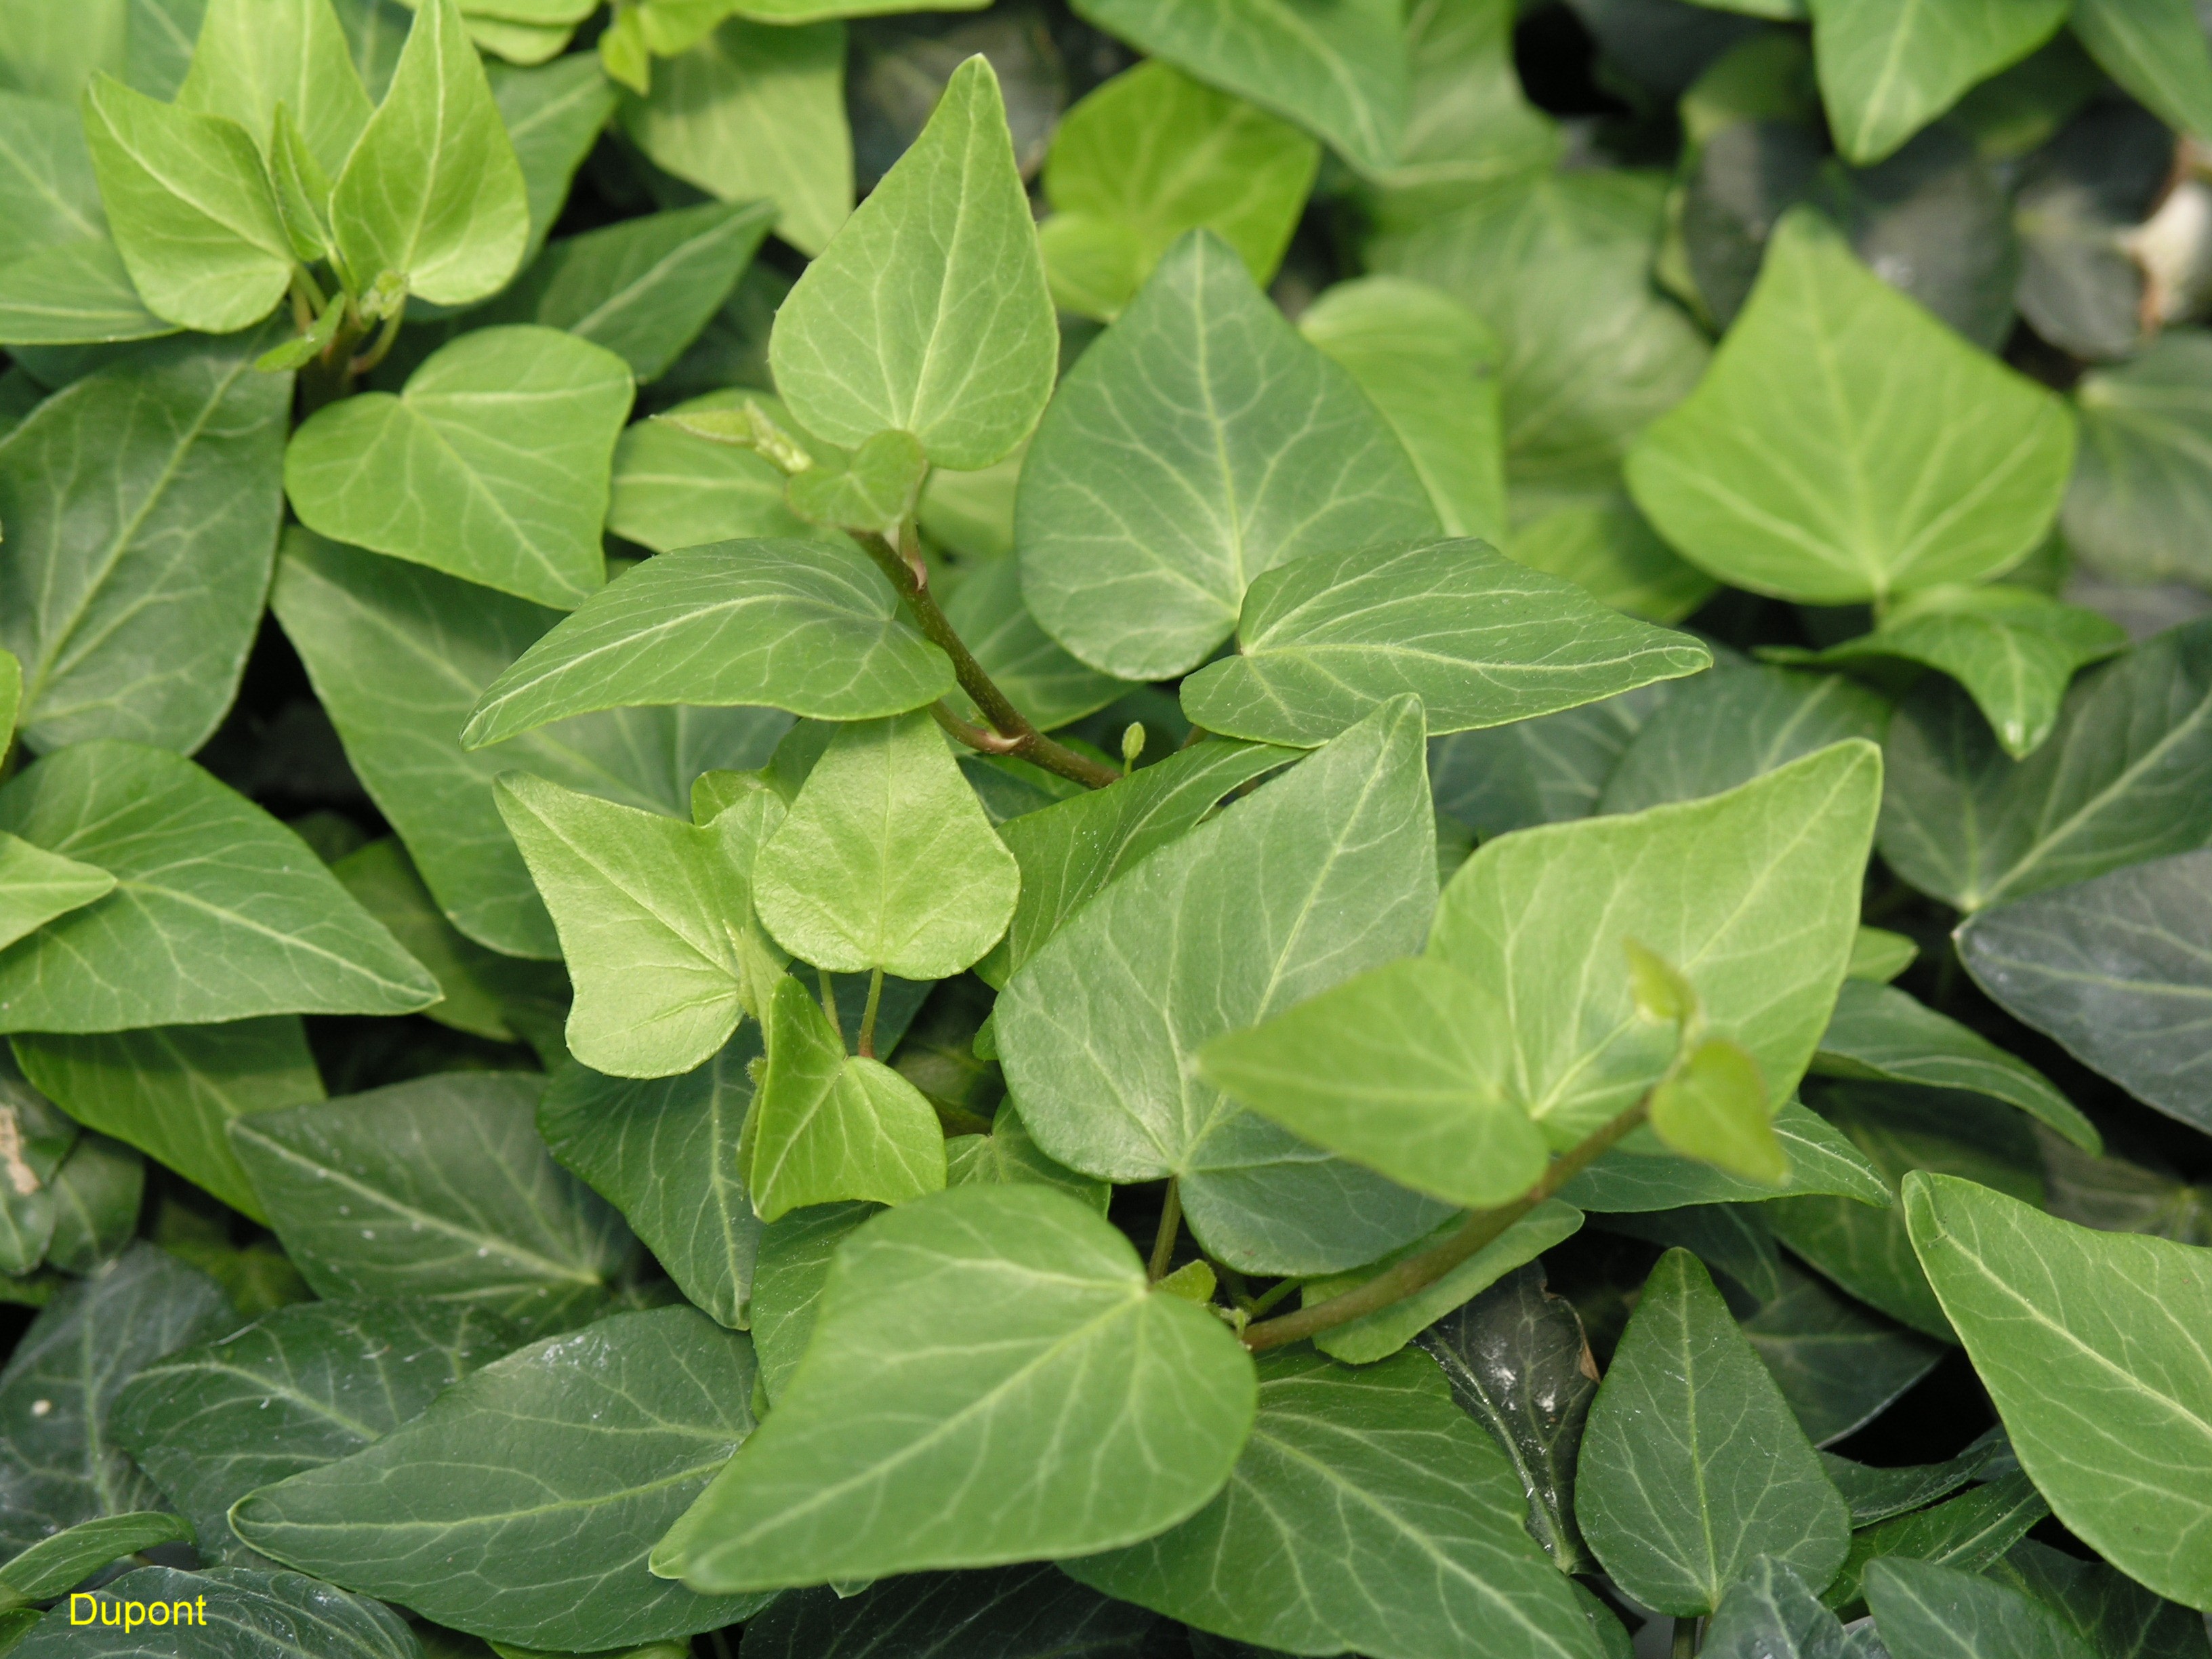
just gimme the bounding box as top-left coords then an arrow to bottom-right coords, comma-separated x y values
1148,1179 -> 1183,1282
856,529 -> 1120,791
1240,1093 -> 1654,1353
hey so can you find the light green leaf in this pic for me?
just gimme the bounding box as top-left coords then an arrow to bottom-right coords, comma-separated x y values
273,531 -> 792,960
1748,1263 -> 1945,1448
1627,209 -> 2074,605
0,1510 -> 193,1607
1769,1085 -> 2043,1341
231,1307 -> 765,1650
0,1242 -> 230,1555
784,430 -> 926,540
480,199 -> 773,381
497,770 -> 757,1079
12,1565 -> 423,1658
488,54 -> 619,263
0,91 -> 106,264
0,237 -> 179,346
1957,848 -> 2212,1137
1019,229 -> 1439,680
1576,1249 -> 1850,1616
285,325 -> 631,610
653,1185 -> 1257,1591
1038,60 -> 1316,322
1905,1170 -> 2212,1611
1877,620 -> 2212,912
945,1106 -> 1110,1212
769,56 -> 1050,470
2070,0 -> 2212,139
1596,665 -> 1891,815
1298,275 -> 1506,544
607,393 -> 830,552
1864,1558 -> 2095,1659
1068,1349 -> 1596,1659
463,540 -> 956,745
79,73 -> 291,332
941,558 -> 1128,736
746,974 -> 944,1221
1650,1036 -> 1787,1185
331,0 -> 527,305
1770,588 -> 2125,759
998,699 -> 1456,1275
1849,926 -> 1917,983
2060,330 -> 2212,590
228,1071 -> 640,1326
0,331 -> 287,754
978,738 -> 1289,987
111,1298 -> 523,1564
1561,1100 -> 1891,1213
176,0 -> 374,176
0,1067 -> 74,1280
541,1033 -> 761,1329
1811,979 -> 2095,1150
1382,0 -> 1560,203
12,1019 -> 322,1222
1808,0 -> 2068,164
1181,537 -> 1710,749
1068,0 -> 1406,178
0,837 -> 113,954
754,711 -> 1017,980
1200,957 -> 1550,1211
619,17 -> 848,258
0,742 -> 438,1030
1507,493 -> 1718,626
1429,741 -> 1881,1143
331,838 -> 567,1044
1304,1199 -> 1586,1367
1824,1472 -> 2049,1615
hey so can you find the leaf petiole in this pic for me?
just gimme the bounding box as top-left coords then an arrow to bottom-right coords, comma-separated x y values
1148,1178 -> 1183,1282
857,966 -> 885,1059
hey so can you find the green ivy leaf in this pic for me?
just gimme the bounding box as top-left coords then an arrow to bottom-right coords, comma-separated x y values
745,973 -> 945,1220
945,1105 -> 1109,1212
0,1510 -> 193,1609
176,0 -> 374,176
1811,979 -> 2096,1150
111,1298 -> 523,1564
0,237 -> 180,344
1018,229 -> 1439,680
0,1242 -> 230,1555
997,697 -> 1454,1275
608,394 -> 832,552
1702,1557 -> 1850,1659
2070,0 -> 2212,138
747,1199 -> 869,1406
783,429 -> 927,540
1560,1100 -> 1891,1213
539,1033 -> 760,1330
1878,621 -> 2212,912
1431,678 -> 1677,839
1298,276 -> 1507,544
1749,1265 -> 1944,1448
941,558 -> 1129,737
653,1185 -> 1257,1590
462,541 -> 955,745
1038,61 -> 1316,322
1824,1472 -> 2049,1616
285,325 -> 631,611
754,710 -> 1017,980
1958,848 -> 2212,1136
11,1018 -> 324,1222
1650,1036 -> 1787,1184
2060,330 -> 2212,590
478,199 -> 773,381
0,742 -> 438,1030
1863,1557 -> 2095,1659
1905,1171 -> 2212,1611
11,1564 -> 422,1658
1628,209 -> 2074,605
43,1132 -> 142,1273
331,0 -> 528,305
227,1072 -> 640,1327
0,91 -> 104,264
1820,1449 -> 1979,1528
0,331 -> 288,753
618,18 -> 849,258
1596,664 -> 1890,815
769,55 -> 1052,469
1068,1349 -> 1596,1659
0,838 -> 112,954
1809,0 -> 2067,165
1768,588 -> 2126,759
741,1565 -> 1162,1658
1068,0 -> 1406,177
1576,1249 -> 1850,1616
1181,537 -> 1710,749
489,54 -> 619,264
271,529 -> 790,960
231,1307 -> 767,1651
0,1069 -> 74,1279
1990,1538 -> 2212,1659
78,73 -> 292,332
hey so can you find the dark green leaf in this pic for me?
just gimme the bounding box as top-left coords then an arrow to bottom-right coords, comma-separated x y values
1990,1538 -> 2212,1659
1825,1473 -> 2049,1616
487,54 -> 617,262
741,1564 -> 1165,1658
747,1199 -> 870,1404
2069,0 -> 2212,140
43,1133 -> 142,1273
1596,663 -> 1889,815
1704,1557 -> 1850,1659
2063,331 -> 2212,589
0,1509 -> 192,1606
1863,1558 -> 2094,1659
1745,1263 -> 1944,1448
1818,1452 -> 1978,1529
1429,678 -> 1677,839
12,1564 -> 423,1658
1560,1100 -> 1891,1212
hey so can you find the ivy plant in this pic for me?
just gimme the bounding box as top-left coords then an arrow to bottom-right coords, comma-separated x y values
1,1 -> 2211,1657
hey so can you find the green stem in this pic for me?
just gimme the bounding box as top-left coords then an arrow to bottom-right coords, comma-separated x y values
857,527 -> 1120,792
818,966 -> 844,1047
1246,1275 -> 1300,1317
1240,1092 -> 1654,1353
1673,1617 -> 1700,1659
348,299 -> 406,377
1148,1179 -> 1183,1282
297,302 -> 367,417
857,966 -> 885,1059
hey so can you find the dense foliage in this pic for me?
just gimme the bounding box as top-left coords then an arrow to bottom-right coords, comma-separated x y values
0,0 -> 2209,1655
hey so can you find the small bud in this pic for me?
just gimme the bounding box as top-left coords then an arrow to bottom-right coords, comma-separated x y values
1624,937 -> 1696,1027
1120,722 -> 1147,773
